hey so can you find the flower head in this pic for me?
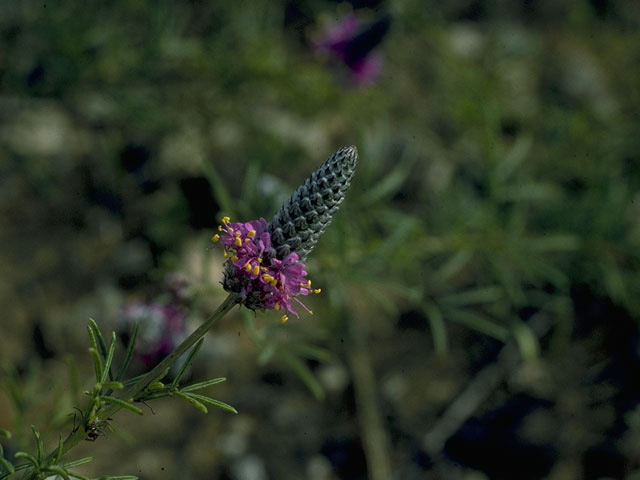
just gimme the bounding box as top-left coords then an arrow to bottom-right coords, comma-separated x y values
213,217 -> 317,322
212,146 -> 358,322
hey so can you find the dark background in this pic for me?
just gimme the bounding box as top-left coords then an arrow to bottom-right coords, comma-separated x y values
1,1 -> 640,479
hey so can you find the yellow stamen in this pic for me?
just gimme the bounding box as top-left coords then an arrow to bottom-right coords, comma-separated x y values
244,263 -> 252,272
263,274 -> 275,282
223,250 -> 228,258
211,234 -> 220,242
231,255 -> 239,261
252,265 -> 260,276
270,280 -> 277,287
218,225 -> 223,231
313,288 -> 322,294
222,216 -> 230,223
309,311 -> 314,315
248,230 -> 256,238
244,237 -> 251,243
280,314 -> 289,324
235,236 -> 242,247
258,257 -> 262,263
274,302 -> 280,311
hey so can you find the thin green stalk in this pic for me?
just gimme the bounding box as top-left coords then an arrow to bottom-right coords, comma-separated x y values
44,293 -> 238,464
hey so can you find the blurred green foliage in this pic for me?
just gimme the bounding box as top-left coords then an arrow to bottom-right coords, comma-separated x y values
1,0 -> 640,476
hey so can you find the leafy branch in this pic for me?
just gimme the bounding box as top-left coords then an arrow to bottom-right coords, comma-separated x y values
1,293 -> 238,479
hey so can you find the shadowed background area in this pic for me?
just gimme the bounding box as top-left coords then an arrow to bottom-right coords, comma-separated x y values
1,1 -> 640,479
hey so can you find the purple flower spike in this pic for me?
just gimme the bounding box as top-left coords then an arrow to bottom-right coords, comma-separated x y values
212,146 -> 358,323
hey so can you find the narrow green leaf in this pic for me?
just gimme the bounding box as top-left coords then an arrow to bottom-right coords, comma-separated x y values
62,457 -> 94,469
436,249 -> 474,281
116,320 -> 139,382
511,320 -> 540,361
30,425 -> 43,464
0,457 -> 14,474
53,434 -> 64,464
14,451 -> 38,467
439,286 -> 504,307
88,343 -> 103,384
361,158 -> 414,205
174,391 -> 208,414
99,396 -> 143,415
277,351 -> 325,400
200,159 -> 235,216
44,465 -> 70,480
101,382 -> 124,390
171,338 -> 204,388
184,393 -> 238,414
100,333 -> 117,384
181,377 -> 226,392
0,430 -> 10,439
121,373 -> 146,387
88,319 -> 109,360
446,309 -> 509,342
422,302 -> 448,354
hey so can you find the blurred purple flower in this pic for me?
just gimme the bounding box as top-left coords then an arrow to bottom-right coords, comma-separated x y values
119,301 -> 187,367
314,13 -> 390,87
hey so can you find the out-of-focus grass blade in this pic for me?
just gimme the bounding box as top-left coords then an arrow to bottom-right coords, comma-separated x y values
277,351 -> 325,400
439,286 -> 504,307
446,309 -> 509,342
422,301 -> 448,354
510,320 -> 540,361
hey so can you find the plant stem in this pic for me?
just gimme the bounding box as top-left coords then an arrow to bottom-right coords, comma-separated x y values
46,293 -> 238,463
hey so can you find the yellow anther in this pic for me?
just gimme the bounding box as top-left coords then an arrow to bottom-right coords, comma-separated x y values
252,265 -> 260,276
263,274 -> 275,282
244,237 -> 251,243
258,257 -> 262,263
244,263 -> 252,272
248,230 -> 256,238
235,237 -> 242,247
222,216 -> 230,223
274,302 -> 280,311
280,314 -> 289,324
270,280 -> 277,287
223,250 -> 228,258
309,311 -> 314,315
231,255 -> 239,261
218,225 -> 223,231
313,288 -> 322,294
211,234 -> 220,242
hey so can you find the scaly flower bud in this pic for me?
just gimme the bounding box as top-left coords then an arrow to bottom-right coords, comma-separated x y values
268,145 -> 358,260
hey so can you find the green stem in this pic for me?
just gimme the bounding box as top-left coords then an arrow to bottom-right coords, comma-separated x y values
46,293 -> 238,464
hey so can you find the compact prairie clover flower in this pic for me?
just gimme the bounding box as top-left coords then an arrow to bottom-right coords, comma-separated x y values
212,145 -> 358,323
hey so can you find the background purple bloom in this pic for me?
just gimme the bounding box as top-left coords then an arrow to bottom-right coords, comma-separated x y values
314,13 -> 390,87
